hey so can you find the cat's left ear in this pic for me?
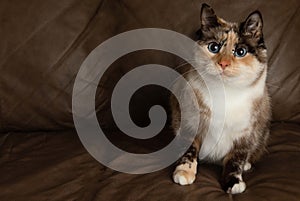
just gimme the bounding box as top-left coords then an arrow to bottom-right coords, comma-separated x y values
242,11 -> 263,38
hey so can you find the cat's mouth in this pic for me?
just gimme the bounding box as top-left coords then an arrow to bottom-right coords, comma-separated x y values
203,65 -> 240,79
221,71 -> 235,77
217,67 -> 240,78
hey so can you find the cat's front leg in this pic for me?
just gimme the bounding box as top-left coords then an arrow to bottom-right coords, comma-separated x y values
173,140 -> 200,185
221,145 -> 250,194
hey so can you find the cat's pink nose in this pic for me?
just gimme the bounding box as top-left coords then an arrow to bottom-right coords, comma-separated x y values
218,60 -> 231,69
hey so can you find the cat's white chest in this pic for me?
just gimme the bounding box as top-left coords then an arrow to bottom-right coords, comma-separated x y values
223,89 -> 252,132
199,86 -> 253,161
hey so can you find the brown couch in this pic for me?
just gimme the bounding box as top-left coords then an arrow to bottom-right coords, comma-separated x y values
1,0 -> 299,200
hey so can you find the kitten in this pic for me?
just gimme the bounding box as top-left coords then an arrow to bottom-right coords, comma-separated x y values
171,4 -> 271,194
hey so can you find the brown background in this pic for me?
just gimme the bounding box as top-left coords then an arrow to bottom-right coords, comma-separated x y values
0,0 -> 299,200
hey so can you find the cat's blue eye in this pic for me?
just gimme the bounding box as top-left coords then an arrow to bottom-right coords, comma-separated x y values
207,42 -> 220,53
234,47 -> 247,57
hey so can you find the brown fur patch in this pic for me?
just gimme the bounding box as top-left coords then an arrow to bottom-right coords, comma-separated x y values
248,89 -> 271,162
170,93 -> 180,132
235,54 -> 256,67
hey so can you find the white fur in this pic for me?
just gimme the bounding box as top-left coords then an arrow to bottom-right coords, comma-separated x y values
243,162 -> 252,171
227,174 -> 246,194
230,181 -> 246,194
188,72 -> 266,161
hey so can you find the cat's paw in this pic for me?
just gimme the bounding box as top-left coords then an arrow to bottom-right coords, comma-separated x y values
243,162 -> 252,171
173,169 -> 196,185
229,181 -> 246,194
221,174 -> 246,194
173,160 -> 197,185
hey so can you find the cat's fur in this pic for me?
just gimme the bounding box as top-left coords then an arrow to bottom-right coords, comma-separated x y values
171,4 -> 271,194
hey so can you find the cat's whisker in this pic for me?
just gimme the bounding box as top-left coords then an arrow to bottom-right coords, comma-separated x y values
189,69 -> 211,84
174,60 -> 199,70
169,67 -> 211,92
266,83 -> 282,89
168,68 -> 198,88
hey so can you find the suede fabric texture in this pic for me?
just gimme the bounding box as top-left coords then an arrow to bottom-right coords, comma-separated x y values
0,0 -> 299,200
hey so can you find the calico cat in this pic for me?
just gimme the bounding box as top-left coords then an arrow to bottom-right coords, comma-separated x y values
171,4 -> 271,194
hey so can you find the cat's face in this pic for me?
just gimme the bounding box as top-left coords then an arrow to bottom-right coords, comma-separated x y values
195,4 -> 267,87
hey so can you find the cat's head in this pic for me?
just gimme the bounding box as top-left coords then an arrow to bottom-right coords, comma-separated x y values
195,4 -> 267,86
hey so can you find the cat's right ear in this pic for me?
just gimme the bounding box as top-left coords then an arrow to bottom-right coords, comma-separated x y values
242,11 -> 263,38
200,3 -> 219,30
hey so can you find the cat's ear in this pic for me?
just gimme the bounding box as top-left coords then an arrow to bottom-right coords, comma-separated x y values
242,11 -> 263,38
200,3 -> 220,30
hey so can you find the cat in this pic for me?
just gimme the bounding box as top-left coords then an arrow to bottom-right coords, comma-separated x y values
171,3 -> 271,194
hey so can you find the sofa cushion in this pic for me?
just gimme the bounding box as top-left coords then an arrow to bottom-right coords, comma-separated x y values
0,0 -> 299,131
0,123 -> 299,201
